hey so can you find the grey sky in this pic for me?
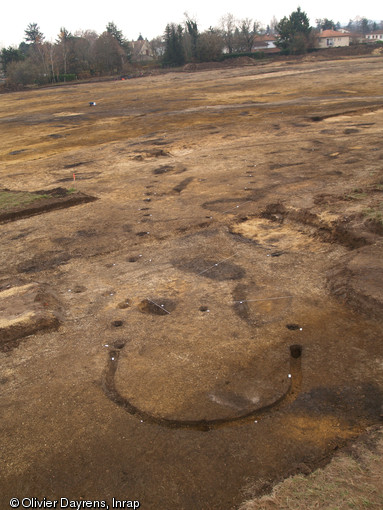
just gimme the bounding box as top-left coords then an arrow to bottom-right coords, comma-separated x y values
1,0 -> 380,48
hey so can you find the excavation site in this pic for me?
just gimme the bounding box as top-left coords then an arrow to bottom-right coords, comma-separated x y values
1,54 -> 383,509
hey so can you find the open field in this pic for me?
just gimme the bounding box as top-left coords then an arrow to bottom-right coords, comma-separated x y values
1,55 -> 383,509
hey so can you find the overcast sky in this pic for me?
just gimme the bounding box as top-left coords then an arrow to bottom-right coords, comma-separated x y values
0,1 -> 381,48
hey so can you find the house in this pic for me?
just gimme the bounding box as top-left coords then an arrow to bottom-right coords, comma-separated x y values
365,31 -> 383,42
252,34 -> 277,50
316,30 -> 350,48
130,37 -> 153,62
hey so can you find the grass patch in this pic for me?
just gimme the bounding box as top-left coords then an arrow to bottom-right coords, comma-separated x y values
363,206 -> 383,225
0,191 -> 50,211
345,189 -> 368,200
239,428 -> 383,510
0,188 -> 78,212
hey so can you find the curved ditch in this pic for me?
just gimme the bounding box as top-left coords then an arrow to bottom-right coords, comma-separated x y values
102,344 -> 302,431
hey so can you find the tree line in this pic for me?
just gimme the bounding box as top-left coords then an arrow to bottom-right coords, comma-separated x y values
1,22 -> 132,85
1,10 -> 382,86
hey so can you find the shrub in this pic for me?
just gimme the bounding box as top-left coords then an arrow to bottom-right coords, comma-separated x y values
58,73 -> 77,82
6,60 -> 42,86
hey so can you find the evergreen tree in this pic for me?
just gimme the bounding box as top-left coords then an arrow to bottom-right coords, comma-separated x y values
106,22 -> 124,45
23,22 -> 48,78
106,21 -> 131,62
360,17 -> 370,34
185,18 -> 199,61
0,47 -> 25,74
316,18 -> 336,30
24,23 -> 44,44
163,24 -> 185,66
347,19 -> 355,32
276,7 -> 312,54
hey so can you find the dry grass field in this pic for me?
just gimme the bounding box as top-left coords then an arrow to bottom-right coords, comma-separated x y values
1,54 -> 383,509
240,426 -> 383,509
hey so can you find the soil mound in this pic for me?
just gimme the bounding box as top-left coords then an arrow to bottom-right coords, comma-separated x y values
0,283 -> 62,351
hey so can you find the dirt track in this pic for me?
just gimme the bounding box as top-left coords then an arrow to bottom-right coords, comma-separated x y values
1,55 -> 383,509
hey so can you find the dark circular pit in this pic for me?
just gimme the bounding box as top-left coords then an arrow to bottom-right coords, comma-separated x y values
286,323 -> 301,330
290,344 -> 302,359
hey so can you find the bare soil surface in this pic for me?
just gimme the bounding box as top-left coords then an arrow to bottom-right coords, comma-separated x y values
1,55 -> 383,509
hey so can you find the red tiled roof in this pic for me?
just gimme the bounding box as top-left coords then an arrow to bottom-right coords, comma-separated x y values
253,34 -> 276,42
318,30 -> 350,38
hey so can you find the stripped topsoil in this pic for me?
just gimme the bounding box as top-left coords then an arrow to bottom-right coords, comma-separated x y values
0,54 -> 383,510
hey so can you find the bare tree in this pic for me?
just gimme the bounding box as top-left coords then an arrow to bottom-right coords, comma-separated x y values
235,18 -> 260,52
56,27 -> 72,76
46,41 -> 58,81
6,60 -> 40,85
150,36 -> 165,58
71,30 -> 98,76
197,28 -> 224,61
220,13 -> 237,53
269,16 -> 279,34
93,32 -> 125,74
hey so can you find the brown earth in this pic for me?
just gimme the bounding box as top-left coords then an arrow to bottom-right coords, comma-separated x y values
0,54 -> 383,510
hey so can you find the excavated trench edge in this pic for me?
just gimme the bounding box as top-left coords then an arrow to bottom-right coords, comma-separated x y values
310,104 -> 383,122
102,345 -> 302,431
0,194 -> 98,224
